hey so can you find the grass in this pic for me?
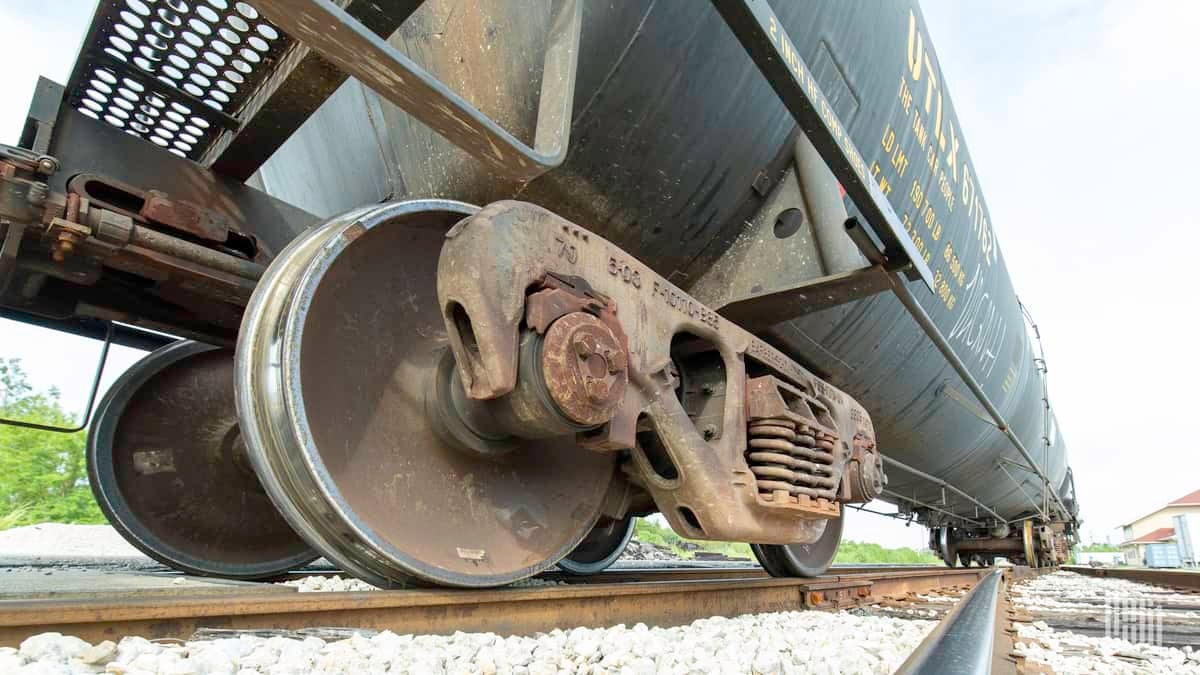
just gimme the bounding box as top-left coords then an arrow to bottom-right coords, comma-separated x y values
833,540 -> 940,564
634,518 -> 754,559
633,517 -> 940,564
0,504 -> 31,531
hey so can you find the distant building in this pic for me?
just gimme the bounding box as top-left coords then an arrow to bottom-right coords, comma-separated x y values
1076,551 -> 1123,566
1120,489 -> 1200,566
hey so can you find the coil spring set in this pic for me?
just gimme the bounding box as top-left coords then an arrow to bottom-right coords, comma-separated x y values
746,418 -> 838,501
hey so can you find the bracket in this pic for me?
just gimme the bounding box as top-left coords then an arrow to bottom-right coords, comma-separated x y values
254,0 -> 582,182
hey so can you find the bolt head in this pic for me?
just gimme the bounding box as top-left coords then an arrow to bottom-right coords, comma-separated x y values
540,312 -> 628,426
603,348 -> 627,374
574,336 -> 594,357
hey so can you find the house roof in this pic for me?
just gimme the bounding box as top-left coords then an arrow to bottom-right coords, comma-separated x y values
1169,488 -> 1200,506
1121,488 -> 1200,527
1122,527 -> 1176,545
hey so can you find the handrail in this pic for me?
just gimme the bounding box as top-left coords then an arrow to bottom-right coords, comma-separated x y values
883,455 -> 1006,525
254,0 -> 581,182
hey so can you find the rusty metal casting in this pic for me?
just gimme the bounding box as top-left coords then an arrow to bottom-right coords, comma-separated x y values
67,174 -> 253,255
745,375 -> 841,517
138,191 -> 231,244
540,311 -> 628,426
436,200 -> 879,550
0,153 -> 271,342
844,431 -> 884,504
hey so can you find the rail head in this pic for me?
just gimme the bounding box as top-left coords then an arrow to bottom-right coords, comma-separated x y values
894,569 -> 1004,675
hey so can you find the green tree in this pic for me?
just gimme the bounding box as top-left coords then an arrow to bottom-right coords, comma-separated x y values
0,358 -> 105,528
832,540 -> 939,564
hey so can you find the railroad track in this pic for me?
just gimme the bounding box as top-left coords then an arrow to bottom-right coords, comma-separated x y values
903,565 -> 1200,673
7,564 -> 1199,673
1061,564 -> 1200,591
0,565 -> 988,647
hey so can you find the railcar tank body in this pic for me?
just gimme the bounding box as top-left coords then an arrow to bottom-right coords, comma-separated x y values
251,0 -> 1076,543
0,0 -> 1081,581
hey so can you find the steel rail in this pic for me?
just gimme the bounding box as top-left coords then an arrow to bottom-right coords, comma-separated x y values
277,564 -> 956,584
0,567 -> 989,647
278,565 -> 952,583
1062,565 -> 1200,591
894,569 -> 1004,675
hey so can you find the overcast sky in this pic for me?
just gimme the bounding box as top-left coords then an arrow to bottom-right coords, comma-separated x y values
919,0 -> 1200,543
1,1 -> 1197,551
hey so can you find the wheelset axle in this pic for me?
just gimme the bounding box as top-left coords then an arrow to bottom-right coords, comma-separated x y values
89,199 -> 881,586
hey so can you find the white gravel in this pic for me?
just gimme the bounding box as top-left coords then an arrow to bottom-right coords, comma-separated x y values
1011,571 -> 1200,674
5,610 -> 933,674
277,575 -> 567,592
1014,570 -> 1200,619
278,575 -> 381,592
1015,620 -> 1200,674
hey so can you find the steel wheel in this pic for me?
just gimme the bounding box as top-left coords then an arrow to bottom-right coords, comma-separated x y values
236,200 -> 617,588
87,341 -> 317,579
1022,520 -> 1038,568
558,516 -> 636,575
751,516 -> 843,578
938,527 -> 959,568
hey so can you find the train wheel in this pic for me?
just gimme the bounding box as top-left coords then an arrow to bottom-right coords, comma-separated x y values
236,201 -> 617,588
936,527 -> 959,568
558,516 -> 636,575
87,341 -> 317,579
1022,520 -> 1039,569
751,516 -> 843,578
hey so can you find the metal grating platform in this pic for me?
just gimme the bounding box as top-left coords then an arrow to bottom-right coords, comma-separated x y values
65,0 -> 292,160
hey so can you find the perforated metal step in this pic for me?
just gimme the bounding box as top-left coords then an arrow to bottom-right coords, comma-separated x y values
65,0 -> 292,160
